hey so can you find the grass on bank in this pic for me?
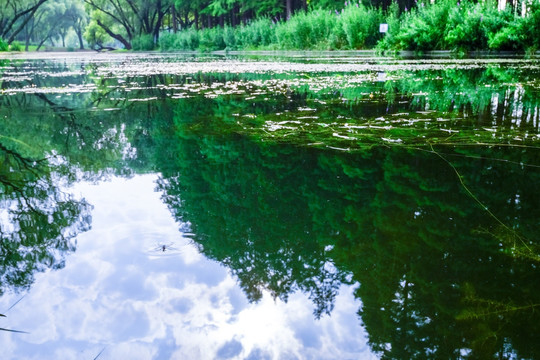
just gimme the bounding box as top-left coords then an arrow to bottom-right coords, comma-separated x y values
0,41 -> 34,52
158,0 -> 540,53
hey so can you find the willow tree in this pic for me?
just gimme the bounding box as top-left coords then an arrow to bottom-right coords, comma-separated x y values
84,0 -> 172,49
0,0 -> 49,44
16,0 -> 87,50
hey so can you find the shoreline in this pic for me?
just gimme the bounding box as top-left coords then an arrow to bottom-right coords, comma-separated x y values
1,49 -> 539,60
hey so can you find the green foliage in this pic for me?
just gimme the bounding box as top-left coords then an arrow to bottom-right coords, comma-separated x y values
132,34 -> 156,51
8,41 -> 22,51
445,2 -> 489,51
376,2 -> 401,51
222,25 -> 237,49
273,5 -> 382,50
395,0 -> 453,51
161,4 -> 383,51
2,0 -> 540,53
199,27 -> 226,51
85,0 -> 171,50
0,38 -> 7,51
159,29 -> 201,51
304,9 -> 340,49
488,20 -> 526,51
181,29 -> 201,50
309,0 -> 346,10
84,19 -> 109,49
156,0 -> 540,52
385,0 -> 540,52
528,1 -> 540,49
442,1 -> 517,51
275,12 -> 312,49
159,32 -> 177,50
340,3 -> 383,49
489,2 -> 540,52
235,18 -> 276,49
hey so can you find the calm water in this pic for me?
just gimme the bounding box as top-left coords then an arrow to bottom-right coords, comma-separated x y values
1,52 -> 540,359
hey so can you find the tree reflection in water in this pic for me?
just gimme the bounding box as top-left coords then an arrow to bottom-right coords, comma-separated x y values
150,83 -> 540,359
1,56 -> 540,358
0,143 -> 91,296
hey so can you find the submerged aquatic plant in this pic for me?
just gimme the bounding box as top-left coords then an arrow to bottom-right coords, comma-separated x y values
0,297 -> 28,334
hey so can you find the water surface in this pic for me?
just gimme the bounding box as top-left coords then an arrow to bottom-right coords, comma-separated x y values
1,52 -> 540,359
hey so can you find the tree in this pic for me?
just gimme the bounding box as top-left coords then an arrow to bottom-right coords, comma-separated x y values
0,141 -> 92,295
0,0 -> 49,44
13,0 -> 89,50
63,0 -> 89,49
33,0 -> 71,50
84,0 -> 173,49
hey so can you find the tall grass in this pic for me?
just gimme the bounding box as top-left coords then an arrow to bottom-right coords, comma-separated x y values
132,34 -> 156,51
160,3 -> 382,51
0,38 -> 8,51
9,41 -> 22,51
160,0 -> 540,53
381,0 -> 540,52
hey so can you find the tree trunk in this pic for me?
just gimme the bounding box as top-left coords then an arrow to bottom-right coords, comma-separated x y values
231,4 -> 236,26
153,10 -> 166,45
172,4 -> 178,33
3,0 -> 48,43
286,0 -> 292,20
76,27 -> 85,49
96,19 -> 132,50
36,36 -> 49,51
24,24 -> 30,51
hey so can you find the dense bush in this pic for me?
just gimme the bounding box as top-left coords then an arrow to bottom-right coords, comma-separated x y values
275,12 -> 313,49
378,0 -> 540,52
159,32 -> 177,50
199,27 -> 226,51
9,41 -> 22,51
0,38 -> 8,51
394,0 -> 453,51
160,29 -> 200,51
237,18 -> 276,48
445,2 -> 490,51
376,3 -> 401,51
340,3 -> 383,49
176,28 -> 201,50
489,1 -> 540,51
132,34 -> 156,51
159,0 -> 540,53
273,5 -> 381,50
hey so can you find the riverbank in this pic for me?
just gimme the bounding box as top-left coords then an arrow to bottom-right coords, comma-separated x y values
1,49 -> 540,61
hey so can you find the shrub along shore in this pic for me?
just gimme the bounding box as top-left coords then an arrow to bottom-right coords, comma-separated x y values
157,0 -> 540,54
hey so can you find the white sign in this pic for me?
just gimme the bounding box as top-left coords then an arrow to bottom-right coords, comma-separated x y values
379,23 -> 388,33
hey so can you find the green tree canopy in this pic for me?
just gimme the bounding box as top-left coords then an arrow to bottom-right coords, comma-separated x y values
0,0 -> 49,44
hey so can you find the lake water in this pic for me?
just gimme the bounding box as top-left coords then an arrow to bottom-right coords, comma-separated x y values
1,52 -> 540,359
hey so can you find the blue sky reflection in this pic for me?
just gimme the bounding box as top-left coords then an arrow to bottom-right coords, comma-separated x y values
0,175 -> 376,360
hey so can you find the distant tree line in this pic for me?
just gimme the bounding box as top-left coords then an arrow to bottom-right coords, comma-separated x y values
0,0 -> 538,51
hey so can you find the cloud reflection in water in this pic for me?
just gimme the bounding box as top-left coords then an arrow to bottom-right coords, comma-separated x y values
0,175 -> 374,360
